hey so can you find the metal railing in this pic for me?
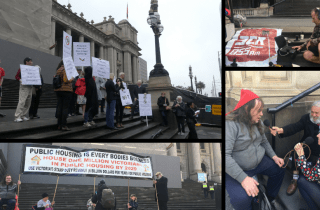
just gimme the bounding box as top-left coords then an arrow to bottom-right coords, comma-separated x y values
267,82 -> 320,150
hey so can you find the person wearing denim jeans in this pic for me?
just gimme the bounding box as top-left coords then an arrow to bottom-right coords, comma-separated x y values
105,73 -> 120,130
0,175 -> 21,210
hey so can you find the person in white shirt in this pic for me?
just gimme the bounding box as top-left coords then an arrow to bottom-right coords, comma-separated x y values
37,193 -> 55,209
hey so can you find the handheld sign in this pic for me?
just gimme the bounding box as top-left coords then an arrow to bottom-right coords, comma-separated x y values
73,42 -> 90,66
63,31 -> 72,59
119,88 -> 132,106
63,57 -> 78,80
198,173 -> 206,182
139,94 -> 152,116
92,57 -> 110,79
20,65 -> 41,85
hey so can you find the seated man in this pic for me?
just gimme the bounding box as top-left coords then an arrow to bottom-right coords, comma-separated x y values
294,138 -> 320,210
292,8 -> 320,64
270,100 -> 320,195
226,89 -> 285,210
0,175 -> 21,210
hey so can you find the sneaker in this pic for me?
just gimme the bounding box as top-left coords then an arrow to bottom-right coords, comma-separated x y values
30,115 -> 34,119
22,117 -> 30,121
83,122 -> 92,128
14,118 -> 23,122
181,132 -> 185,135
34,115 -> 40,119
89,121 -> 96,126
61,126 -> 71,131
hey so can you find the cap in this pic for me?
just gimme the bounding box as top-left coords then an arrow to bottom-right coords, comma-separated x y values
225,89 -> 259,116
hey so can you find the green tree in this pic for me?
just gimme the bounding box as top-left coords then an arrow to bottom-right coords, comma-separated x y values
196,81 -> 206,95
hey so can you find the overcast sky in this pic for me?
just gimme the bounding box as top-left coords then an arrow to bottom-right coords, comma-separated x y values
58,0 -> 221,96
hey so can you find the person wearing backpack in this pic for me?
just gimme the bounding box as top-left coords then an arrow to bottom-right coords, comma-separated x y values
92,180 -> 116,210
127,194 -> 138,210
54,60 -> 74,131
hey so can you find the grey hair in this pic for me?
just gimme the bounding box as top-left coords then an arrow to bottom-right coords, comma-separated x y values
176,96 -> 182,100
312,101 -> 320,108
119,72 -> 125,76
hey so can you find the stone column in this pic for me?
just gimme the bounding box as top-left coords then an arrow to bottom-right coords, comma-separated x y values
114,48 -> 118,76
107,47 -> 114,74
167,143 -> 178,156
137,56 -> 141,81
124,52 -> 132,83
51,19 -> 56,56
211,143 -> 222,183
79,34 -> 84,42
132,55 -> 137,84
190,143 -> 202,181
104,46 -> 108,61
90,40 -> 95,62
99,45 -> 104,59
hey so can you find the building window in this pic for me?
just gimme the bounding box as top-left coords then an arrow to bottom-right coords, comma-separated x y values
177,143 -> 180,150
200,143 -> 205,149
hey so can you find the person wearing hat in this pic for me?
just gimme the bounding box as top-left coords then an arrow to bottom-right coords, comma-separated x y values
225,89 -> 285,210
0,59 -> 6,117
127,194 -> 138,210
37,193 -> 55,209
14,57 -> 34,122
153,172 -> 168,210
92,179 -> 116,210
29,65 -> 43,119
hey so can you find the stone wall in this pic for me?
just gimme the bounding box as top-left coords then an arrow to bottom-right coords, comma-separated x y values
0,0 -> 53,54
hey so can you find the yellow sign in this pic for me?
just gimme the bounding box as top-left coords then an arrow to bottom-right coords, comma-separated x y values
212,105 -> 221,115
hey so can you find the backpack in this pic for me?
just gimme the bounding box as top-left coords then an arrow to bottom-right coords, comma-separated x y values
101,189 -> 115,209
53,74 -> 61,89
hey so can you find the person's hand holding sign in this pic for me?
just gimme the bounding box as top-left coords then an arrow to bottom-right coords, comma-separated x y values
153,180 -> 157,184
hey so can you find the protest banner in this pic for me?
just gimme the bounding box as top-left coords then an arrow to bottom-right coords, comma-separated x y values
119,88 -> 132,106
20,65 -> 42,85
138,94 -> 152,116
63,57 -> 79,80
225,28 -> 282,66
92,57 -> 110,79
73,42 -> 90,66
20,144 -> 154,180
63,31 -> 72,59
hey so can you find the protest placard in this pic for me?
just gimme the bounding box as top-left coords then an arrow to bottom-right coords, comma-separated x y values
63,57 -> 78,80
138,94 -> 152,116
122,81 -> 127,89
73,42 -> 90,66
119,88 -> 132,106
20,65 -> 42,85
20,144 -> 153,180
92,57 -> 110,79
63,31 -> 72,59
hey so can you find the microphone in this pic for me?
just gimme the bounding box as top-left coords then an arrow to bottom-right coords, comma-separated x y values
263,119 -> 281,138
304,137 -> 314,146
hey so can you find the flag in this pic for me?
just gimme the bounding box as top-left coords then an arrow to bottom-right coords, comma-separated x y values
127,3 -> 128,19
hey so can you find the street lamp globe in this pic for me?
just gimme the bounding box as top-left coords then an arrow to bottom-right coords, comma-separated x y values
157,24 -> 164,33
147,15 -> 157,25
153,12 -> 160,21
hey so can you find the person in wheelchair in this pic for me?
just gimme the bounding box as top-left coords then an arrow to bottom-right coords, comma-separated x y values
292,8 -> 320,64
294,135 -> 320,210
0,174 -> 21,210
226,89 -> 286,210
36,193 -> 55,210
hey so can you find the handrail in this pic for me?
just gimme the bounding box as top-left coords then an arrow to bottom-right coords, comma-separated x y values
267,82 -> 320,150
267,82 -> 320,114
269,0 -> 287,8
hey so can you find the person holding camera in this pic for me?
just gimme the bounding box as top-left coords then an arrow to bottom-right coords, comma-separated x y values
294,136 -> 320,210
292,8 -> 320,64
157,92 -> 170,127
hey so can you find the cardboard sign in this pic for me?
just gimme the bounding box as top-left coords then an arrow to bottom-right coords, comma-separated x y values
119,88 -> 132,106
225,28 -> 282,66
21,144 -> 154,179
92,57 -> 110,79
139,94 -> 152,116
63,57 -> 78,80
212,105 -> 221,116
20,65 -> 41,85
63,31 -> 72,59
73,42 -> 90,66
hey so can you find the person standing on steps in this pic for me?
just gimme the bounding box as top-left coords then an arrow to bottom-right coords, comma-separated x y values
29,65 -> 43,119
201,181 -> 208,199
0,60 -> 6,117
153,172 -> 168,210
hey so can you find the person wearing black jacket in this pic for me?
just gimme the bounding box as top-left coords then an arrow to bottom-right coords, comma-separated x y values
172,96 -> 186,135
153,172 -> 168,210
186,101 -> 198,139
129,80 -> 146,121
157,92 -> 170,126
83,67 -> 99,127
105,73 -> 120,130
92,180 -> 116,210
270,101 -> 320,195
29,65 -> 43,119
115,78 -> 125,128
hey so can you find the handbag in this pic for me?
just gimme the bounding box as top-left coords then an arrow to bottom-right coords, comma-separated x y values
53,74 -> 61,89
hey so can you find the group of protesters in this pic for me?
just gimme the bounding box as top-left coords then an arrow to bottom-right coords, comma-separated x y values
0,172 -> 169,210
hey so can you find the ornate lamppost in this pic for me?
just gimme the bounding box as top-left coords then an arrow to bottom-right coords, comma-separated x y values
147,0 -> 169,77
189,65 -> 194,92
